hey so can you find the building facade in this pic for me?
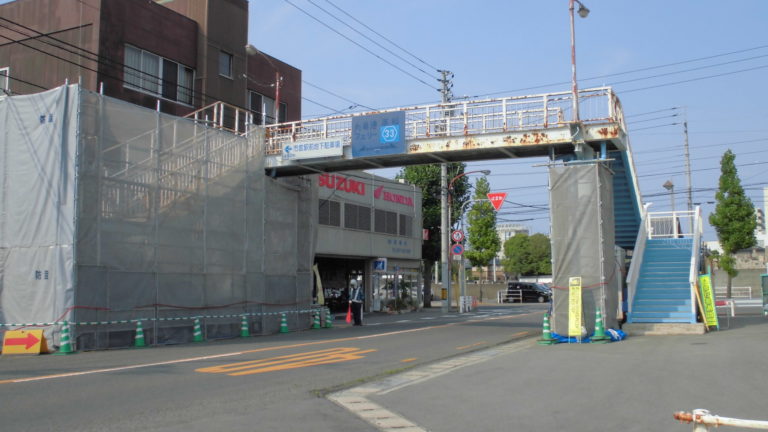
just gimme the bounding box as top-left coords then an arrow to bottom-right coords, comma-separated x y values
0,0 -> 300,122
315,172 -> 423,313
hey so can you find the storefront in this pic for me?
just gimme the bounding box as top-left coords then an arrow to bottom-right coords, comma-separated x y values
315,171 -> 423,313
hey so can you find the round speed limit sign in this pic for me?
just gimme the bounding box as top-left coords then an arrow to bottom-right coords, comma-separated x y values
451,230 -> 464,243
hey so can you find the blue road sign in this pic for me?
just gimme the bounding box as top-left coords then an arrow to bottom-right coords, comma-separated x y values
451,243 -> 464,256
351,111 -> 406,157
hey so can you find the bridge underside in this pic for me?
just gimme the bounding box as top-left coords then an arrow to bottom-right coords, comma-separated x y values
264,123 -> 626,177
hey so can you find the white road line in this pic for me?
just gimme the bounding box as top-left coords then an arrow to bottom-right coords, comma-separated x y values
328,338 -> 534,432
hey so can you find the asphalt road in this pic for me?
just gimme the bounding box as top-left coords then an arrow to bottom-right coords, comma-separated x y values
0,304 -> 547,432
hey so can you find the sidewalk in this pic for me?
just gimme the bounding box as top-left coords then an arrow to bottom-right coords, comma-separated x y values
367,315 -> 768,432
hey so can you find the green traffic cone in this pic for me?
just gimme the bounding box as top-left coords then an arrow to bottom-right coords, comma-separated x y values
324,308 -> 333,328
279,313 -> 289,333
54,321 -> 75,355
240,315 -> 250,338
591,308 -> 610,344
134,320 -> 146,348
192,318 -> 204,342
537,313 -> 557,345
312,310 -> 321,329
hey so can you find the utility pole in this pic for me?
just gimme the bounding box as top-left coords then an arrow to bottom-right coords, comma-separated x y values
438,69 -> 453,312
683,119 -> 692,213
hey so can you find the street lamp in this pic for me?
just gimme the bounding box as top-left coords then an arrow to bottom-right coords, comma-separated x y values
444,169 -> 491,312
569,0 -> 589,123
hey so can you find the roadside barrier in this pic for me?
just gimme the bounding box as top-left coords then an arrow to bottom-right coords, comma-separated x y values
312,310 -> 321,329
591,309 -> 610,344
674,409 -> 768,430
54,321 -> 74,355
240,315 -> 250,338
279,313 -> 290,333
1,307 -> 330,354
134,321 -> 146,348
537,313 -> 557,345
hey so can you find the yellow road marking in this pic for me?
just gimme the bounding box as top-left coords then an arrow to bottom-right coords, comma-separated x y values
400,358 -> 418,363
196,347 -> 376,376
456,341 -> 487,350
0,312 -> 538,385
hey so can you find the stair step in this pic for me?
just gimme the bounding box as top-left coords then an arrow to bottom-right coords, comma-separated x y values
633,303 -> 692,312
628,316 -> 697,324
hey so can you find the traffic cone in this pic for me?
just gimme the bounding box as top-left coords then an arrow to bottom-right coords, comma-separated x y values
279,313 -> 289,333
192,318 -> 204,342
134,320 -> 146,348
54,321 -> 75,355
537,313 -> 557,345
240,315 -> 250,338
324,307 -> 333,328
312,310 -> 321,329
591,308 -> 610,344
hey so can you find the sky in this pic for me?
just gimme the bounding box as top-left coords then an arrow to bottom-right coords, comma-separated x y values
247,0 -> 768,242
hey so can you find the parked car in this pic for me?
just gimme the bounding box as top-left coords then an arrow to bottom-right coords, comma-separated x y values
505,282 -> 552,303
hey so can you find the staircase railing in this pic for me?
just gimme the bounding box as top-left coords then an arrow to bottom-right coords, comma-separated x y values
689,206 -> 703,319
626,203 -> 651,316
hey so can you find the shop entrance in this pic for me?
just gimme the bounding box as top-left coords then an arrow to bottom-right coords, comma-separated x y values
315,257 -> 365,313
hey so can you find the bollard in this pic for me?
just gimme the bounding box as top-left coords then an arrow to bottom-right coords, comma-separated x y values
312,310 -> 321,329
54,321 -> 75,355
324,307 -> 333,328
134,320 -> 146,348
591,308 -> 610,344
240,315 -> 250,338
192,318 -> 204,342
537,313 -> 557,345
279,313 -> 289,333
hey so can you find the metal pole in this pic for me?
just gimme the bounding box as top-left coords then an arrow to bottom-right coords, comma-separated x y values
569,0 -> 580,123
441,163 -> 450,312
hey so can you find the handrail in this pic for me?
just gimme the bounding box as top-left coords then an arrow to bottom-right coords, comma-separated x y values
264,87 -> 624,155
689,206 -> 703,318
626,203 -> 651,316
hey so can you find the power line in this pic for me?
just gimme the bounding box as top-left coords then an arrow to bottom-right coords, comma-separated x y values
622,64 -> 768,94
625,107 -> 680,118
303,80 -> 374,110
280,0 -> 436,90
322,0 -> 439,71
306,0 -> 437,80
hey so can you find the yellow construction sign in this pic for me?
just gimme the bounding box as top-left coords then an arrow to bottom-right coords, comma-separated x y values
568,277 -> 583,337
2,330 -> 49,355
698,274 -> 719,329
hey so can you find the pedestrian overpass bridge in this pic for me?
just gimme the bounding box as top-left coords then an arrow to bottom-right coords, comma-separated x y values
196,87 -> 703,330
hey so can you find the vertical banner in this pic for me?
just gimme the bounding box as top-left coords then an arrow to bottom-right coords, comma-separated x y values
698,274 -> 719,329
568,276 -> 583,337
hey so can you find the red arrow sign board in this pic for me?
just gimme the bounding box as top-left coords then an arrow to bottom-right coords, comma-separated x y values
487,192 -> 507,211
2,330 -> 48,355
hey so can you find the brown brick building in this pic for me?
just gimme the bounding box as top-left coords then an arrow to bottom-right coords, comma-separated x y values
0,0 -> 301,123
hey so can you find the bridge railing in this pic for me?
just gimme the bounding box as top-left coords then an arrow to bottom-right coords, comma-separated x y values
265,87 -> 624,155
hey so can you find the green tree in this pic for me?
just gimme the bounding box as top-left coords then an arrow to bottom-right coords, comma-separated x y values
502,232 -> 552,278
398,163 -> 468,307
528,233 -> 552,275
708,150 -> 757,298
465,177 -> 500,268
502,233 -> 532,279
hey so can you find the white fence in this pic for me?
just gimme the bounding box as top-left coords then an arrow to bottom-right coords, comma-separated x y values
714,286 -> 752,298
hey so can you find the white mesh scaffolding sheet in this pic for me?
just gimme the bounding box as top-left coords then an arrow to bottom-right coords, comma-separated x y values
0,85 -> 79,346
548,163 -> 618,337
0,85 -> 317,350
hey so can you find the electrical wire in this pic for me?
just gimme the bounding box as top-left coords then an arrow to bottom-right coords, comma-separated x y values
306,0 -> 437,80
280,0 -> 437,90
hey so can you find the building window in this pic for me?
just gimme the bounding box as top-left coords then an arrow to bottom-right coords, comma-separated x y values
219,51 -> 233,78
0,67 -> 8,93
399,214 -> 412,237
123,45 -> 194,105
248,91 -> 286,125
375,209 -> 398,235
319,200 -> 340,227
344,203 -> 371,231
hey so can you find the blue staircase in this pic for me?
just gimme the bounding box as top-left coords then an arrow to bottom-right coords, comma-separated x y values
610,150 -> 642,250
628,238 -> 696,323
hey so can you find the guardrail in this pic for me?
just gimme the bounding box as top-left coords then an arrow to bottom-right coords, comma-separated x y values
497,289 -> 522,303
715,286 -> 752,298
